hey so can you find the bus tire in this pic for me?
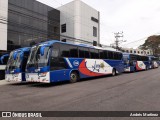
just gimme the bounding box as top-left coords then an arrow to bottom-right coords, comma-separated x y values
70,71 -> 79,83
112,68 -> 116,76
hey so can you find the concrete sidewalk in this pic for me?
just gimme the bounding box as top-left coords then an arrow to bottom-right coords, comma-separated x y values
0,80 -> 10,85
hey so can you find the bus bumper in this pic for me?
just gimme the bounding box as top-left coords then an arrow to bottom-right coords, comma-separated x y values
5,73 -> 22,82
26,72 -> 50,83
124,67 -> 130,72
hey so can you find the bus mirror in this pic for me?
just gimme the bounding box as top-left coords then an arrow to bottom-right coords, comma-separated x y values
1,54 -> 9,64
40,46 -> 46,56
0,57 -> 4,64
20,52 -> 23,60
13,52 -> 18,60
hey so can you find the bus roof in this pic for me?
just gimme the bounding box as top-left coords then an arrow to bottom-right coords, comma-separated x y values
34,40 -> 122,53
12,47 -> 31,53
123,52 -> 148,57
148,55 -> 158,58
10,47 -> 31,60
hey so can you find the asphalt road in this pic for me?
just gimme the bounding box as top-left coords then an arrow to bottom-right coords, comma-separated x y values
0,68 -> 160,120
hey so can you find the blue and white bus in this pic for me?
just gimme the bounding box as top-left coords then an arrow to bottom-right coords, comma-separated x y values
148,56 -> 159,69
5,47 -> 31,82
25,40 -> 124,83
123,53 -> 150,72
0,54 -> 9,80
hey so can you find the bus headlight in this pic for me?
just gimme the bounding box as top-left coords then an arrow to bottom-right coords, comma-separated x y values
39,72 -> 47,77
14,73 -> 19,77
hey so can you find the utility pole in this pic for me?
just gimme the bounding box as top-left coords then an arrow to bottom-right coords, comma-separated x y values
113,31 -> 126,51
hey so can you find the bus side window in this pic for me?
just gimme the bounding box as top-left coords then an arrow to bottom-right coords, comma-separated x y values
51,49 -> 59,58
84,48 -> 90,58
108,51 -> 113,59
113,52 -> 118,60
50,43 -> 67,70
70,46 -> 78,58
60,44 -> 70,57
79,47 -> 85,58
90,49 -> 95,59
94,49 -> 99,59
90,49 -> 99,59
116,53 -> 122,60
104,51 -> 108,59
99,50 -> 105,59
119,53 -> 123,60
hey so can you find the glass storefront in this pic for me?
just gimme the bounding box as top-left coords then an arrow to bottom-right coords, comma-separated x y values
7,0 -> 60,51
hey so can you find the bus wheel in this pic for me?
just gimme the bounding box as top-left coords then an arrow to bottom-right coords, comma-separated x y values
112,69 -> 116,76
70,72 -> 79,83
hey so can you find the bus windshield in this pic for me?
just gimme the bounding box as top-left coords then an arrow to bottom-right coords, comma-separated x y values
6,52 -> 14,70
27,46 -> 38,68
153,57 -> 159,61
27,45 -> 50,68
123,55 -> 129,65
14,52 -> 21,68
6,52 -> 22,71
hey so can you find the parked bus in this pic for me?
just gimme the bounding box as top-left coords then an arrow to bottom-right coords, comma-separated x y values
0,54 -> 9,80
5,47 -> 31,82
148,56 -> 159,69
26,40 -> 124,83
123,53 -> 149,72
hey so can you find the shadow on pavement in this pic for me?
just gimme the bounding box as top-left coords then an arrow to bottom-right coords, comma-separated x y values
6,74 -> 122,88
28,74 -> 117,88
8,82 -> 37,86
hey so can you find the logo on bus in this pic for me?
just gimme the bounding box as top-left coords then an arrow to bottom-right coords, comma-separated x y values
73,60 -> 79,66
139,63 -> 143,68
92,61 -> 105,72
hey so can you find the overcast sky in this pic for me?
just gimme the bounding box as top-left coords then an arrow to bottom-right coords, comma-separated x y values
37,0 -> 160,48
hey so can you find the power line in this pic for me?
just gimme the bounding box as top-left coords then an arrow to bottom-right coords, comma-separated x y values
110,32 -> 126,51
121,38 -> 146,47
121,33 -> 160,47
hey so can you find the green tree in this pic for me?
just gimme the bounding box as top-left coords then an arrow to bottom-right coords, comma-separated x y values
139,35 -> 160,56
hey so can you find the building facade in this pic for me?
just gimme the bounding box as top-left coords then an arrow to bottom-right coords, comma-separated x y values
58,0 -> 100,46
0,0 -> 8,52
0,0 -> 60,54
0,0 -> 101,54
122,48 -> 153,55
